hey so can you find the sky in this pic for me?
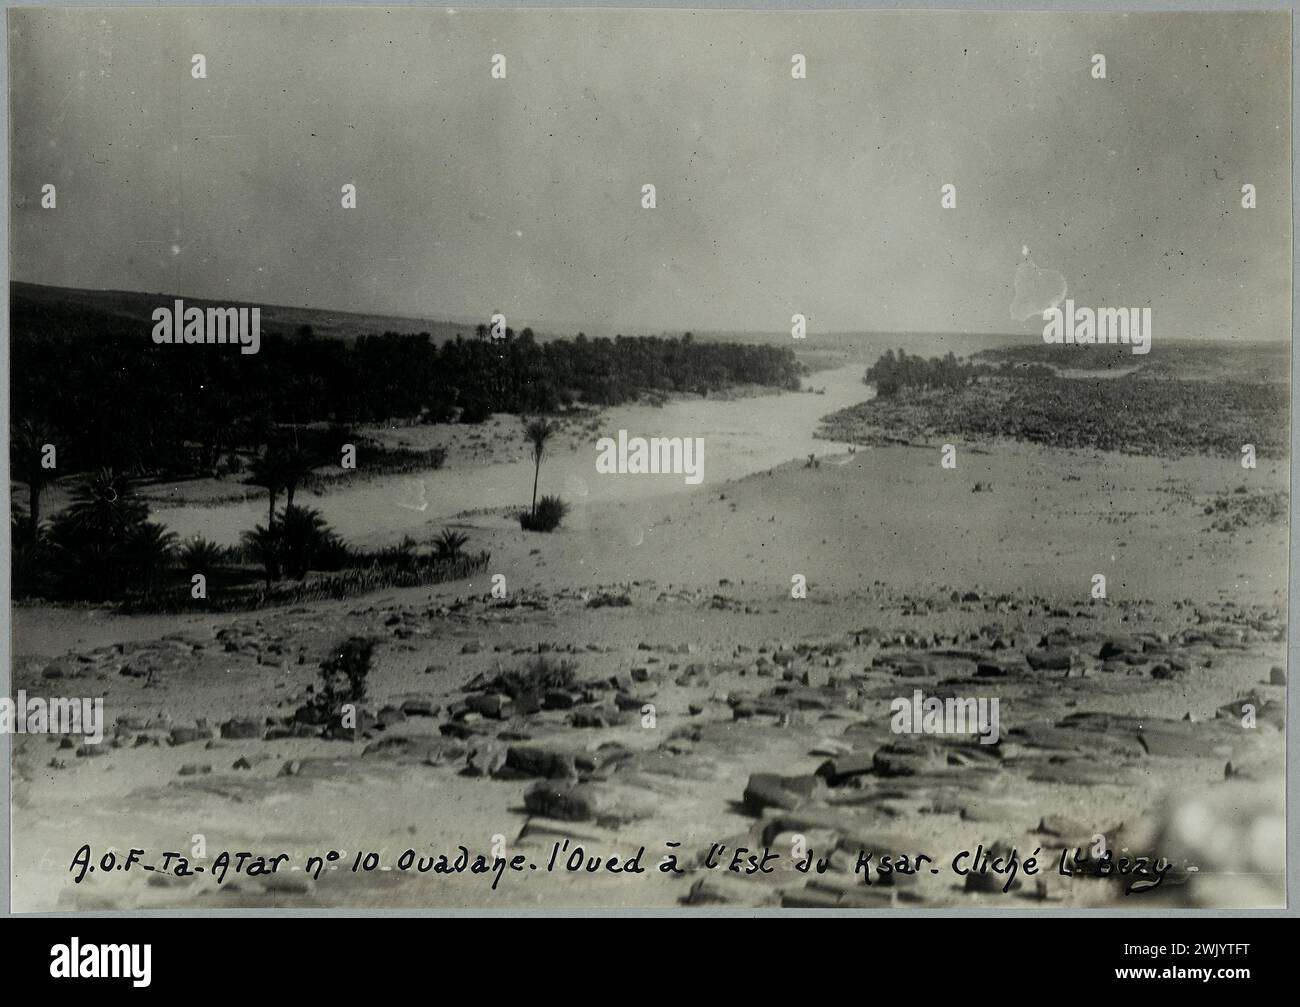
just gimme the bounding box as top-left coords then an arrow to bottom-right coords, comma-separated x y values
9,8 -> 1292,339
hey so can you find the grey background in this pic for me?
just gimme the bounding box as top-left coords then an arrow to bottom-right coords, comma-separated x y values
1,0 -> 1295,920
6,7 -> 1290,339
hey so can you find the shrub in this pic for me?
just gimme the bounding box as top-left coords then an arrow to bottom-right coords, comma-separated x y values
480,656 -> 577,700
118,551 -> 492,614
124,522 -> 177,596
180,536 -> 227,573
240,522 -> 282,583
312,533 -> 354,571
279,505 -> 341,579
458,395 -> 493,424
12,539 -> 57,598
586,592 -> 632,609
372,535 -> 419,572
433,527 -> 469,559
301,636 -> 375,726
519,494 -> 569,532
242,506 -> 343,582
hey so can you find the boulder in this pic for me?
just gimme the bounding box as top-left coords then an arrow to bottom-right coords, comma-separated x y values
1026,649 -> 1075,671
168,726 -> 213,746
522,781 -> 656,825
219,718 -> 262,740
743,773 -> 820,812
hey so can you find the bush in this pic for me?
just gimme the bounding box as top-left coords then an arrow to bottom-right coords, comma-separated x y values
279,505 -> 341,579
242,506 -> 343,582
300,636 -> 375,726
240,522 -> 282,582
458,395 -> 493,424
586,592 -> 632,609
372,535 -> 419,572
45,470 -> 157,599
433,527 -> 469,559
180,536 -> 227,573
123,522 -> 177,596
480,656 -> 577,700
519,495 -> 569,532
312,533 -> 354,571
12,540 -> 57,598
118,551 -> 492,614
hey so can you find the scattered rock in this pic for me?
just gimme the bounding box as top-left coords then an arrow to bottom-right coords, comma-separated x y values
220,718 -> 262,740
464,742 -> 507,778
1026,649 -> 1075,671
168,726 -> 213,746
743,773 -> 821,812
522,781 -> 657,825
814,753 -> 876,786
871,740 -> 945,777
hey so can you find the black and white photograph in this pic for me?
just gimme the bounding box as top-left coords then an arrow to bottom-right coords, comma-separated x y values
3,5 -> 1292,922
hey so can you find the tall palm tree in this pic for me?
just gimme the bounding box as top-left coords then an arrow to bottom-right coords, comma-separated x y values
523,418 -> 556,517
246,448 -> 285,530
279,442 -> 316,510
10,419 -> 54,547
59,469 -> 148,542
48,469 -> 150,599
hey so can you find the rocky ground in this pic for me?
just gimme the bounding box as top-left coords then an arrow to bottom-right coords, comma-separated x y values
9,440 -> 1289,911
10,579 -> 1286,911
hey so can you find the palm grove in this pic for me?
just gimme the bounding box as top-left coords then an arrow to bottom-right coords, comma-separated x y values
11,288 -> 802,605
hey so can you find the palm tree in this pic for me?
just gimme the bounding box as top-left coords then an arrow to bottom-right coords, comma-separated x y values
10,419 -> 55,547
433,527 -> 469,560
180,536 -> 226,575
278,504 -> 337,579
59,469 -> 148,542
279,442 -> 316,510
48,469 -> 150,599
124,522 -> 177,596
523,418 -> 556,517
241,522 -> 281,587
246,448 -> 285,530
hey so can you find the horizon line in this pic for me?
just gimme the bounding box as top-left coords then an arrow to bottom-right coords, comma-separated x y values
9,280 -> 1291,345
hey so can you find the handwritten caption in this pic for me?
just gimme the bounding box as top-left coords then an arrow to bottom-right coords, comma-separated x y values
68,841 -> 1172,894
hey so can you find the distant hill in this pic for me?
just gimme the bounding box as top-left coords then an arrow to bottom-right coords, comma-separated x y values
10,283 -> 1050,355
25,283 -> 1184,372
8,282 -> 569,344
976,340 -> 1291,384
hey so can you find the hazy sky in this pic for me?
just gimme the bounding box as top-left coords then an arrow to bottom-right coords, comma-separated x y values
9,8 -> 1292,338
